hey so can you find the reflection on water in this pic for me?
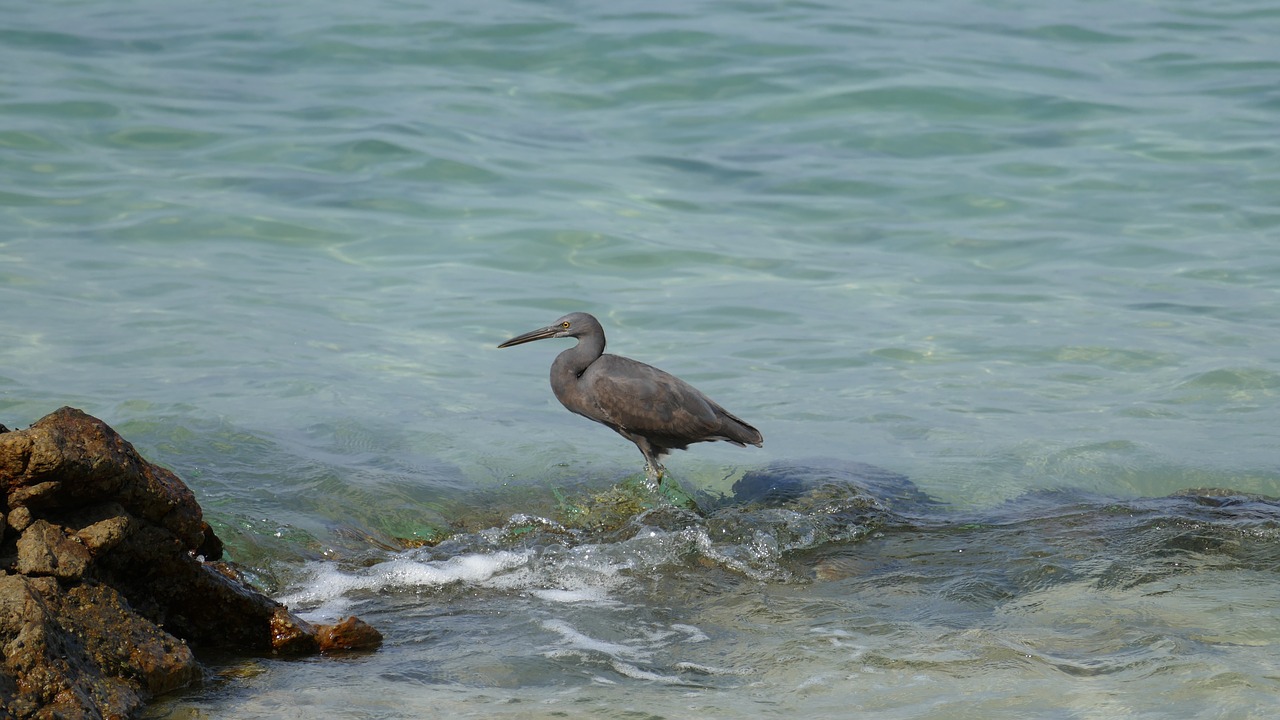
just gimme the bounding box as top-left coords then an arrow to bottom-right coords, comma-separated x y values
148,461 -> 1280,719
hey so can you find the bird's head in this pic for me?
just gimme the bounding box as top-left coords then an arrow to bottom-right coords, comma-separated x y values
497,312 -> 601,348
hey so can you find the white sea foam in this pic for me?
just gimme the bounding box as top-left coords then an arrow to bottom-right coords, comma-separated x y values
540,619 -> 649,661
278,549 -> 533,614
530,586 -> 618,604
277,538 -> 649,621
609,660 -> 692,685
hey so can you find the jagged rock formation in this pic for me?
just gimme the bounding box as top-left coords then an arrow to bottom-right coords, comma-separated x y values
1,408 -> 381,719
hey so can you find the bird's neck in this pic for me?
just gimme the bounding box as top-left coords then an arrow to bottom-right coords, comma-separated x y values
551,334 -> 604,380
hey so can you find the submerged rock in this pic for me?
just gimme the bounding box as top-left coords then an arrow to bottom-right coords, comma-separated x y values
0,407 -> 381,719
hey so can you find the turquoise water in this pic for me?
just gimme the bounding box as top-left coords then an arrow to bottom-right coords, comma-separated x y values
3,0 -> 1279,716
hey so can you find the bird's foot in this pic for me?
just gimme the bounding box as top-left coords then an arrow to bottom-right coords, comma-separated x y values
644,463 -> 665,489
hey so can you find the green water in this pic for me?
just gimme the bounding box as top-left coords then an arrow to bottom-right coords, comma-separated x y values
3,0 -> 1279,717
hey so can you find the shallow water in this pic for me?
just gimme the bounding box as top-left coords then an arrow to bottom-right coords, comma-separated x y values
147,472 -> 1280,719
3,0 -> 1279,716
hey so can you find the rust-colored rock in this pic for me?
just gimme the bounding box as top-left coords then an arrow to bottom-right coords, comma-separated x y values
316,616 -> 385,653
0,407 -> 381,719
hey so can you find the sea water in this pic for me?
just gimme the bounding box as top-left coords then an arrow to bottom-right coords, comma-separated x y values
2,0 -> 1278,717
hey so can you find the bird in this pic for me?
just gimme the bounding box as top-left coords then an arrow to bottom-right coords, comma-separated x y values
497,312 -> 763,485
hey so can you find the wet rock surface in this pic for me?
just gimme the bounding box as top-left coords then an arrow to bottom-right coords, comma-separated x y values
0,407 -> 381,719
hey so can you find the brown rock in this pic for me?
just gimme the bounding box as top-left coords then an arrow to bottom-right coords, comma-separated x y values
0,573 -> 200,719
15,519 -> 92,579
1,408 -> 202,548
7,505 -> 34,533
195,519 -> 223,561
75,509 -> 136,557
0,408 -> 382,719
95,524 -> 312,654
269,606 -> 320,655
316,616 -> 385,653
9,480 -> 59,508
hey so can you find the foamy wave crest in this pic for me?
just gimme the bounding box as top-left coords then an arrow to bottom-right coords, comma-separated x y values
278,550 -> 532,616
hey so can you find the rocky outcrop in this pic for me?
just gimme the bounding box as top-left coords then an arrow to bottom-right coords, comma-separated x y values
1,408 -> 381,719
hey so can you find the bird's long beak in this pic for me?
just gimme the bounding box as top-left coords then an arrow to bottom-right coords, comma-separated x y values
497,324 -> 561,348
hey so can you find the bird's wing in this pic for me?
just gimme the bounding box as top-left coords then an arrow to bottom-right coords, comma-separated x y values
584,355 -> 721,442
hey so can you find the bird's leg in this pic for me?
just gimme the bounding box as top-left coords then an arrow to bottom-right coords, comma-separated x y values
636,440 -> 666,488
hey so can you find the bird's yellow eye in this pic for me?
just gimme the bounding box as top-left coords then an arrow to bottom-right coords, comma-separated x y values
561,322 -> 571,329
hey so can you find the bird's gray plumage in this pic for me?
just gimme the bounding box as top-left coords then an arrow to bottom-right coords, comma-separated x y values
497,312 -> 763,482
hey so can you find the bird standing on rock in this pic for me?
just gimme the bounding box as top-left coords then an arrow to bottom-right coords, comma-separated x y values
497,312 -> 763,484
